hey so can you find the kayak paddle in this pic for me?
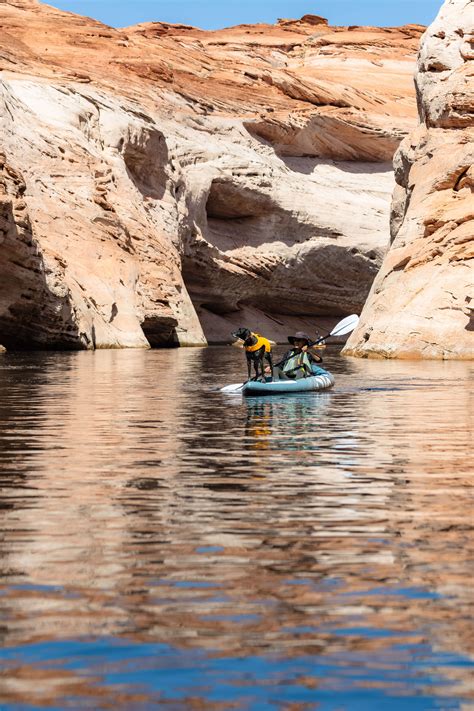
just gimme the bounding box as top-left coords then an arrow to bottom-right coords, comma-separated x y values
220,382 -> 246,393
311,313 -> 359,345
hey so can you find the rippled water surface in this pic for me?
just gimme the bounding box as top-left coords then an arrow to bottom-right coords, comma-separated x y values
0,347 -> 473,710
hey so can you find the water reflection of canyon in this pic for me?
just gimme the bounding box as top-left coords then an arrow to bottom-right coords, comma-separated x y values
0,348 -> 472,709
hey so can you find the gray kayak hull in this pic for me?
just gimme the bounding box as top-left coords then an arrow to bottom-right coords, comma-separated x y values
242,372 -> 335,395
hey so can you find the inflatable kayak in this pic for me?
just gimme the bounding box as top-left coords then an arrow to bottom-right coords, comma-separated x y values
242,372 -> 335,396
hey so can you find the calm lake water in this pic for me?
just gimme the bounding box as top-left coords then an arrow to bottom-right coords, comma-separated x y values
0,347 -> 473,710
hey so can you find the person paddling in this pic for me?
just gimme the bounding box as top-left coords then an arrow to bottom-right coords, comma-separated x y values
274,331 -> 327,380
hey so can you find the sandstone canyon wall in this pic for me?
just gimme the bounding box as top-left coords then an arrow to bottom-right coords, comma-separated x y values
344,0 -> 473,359
0,0 -> 422,348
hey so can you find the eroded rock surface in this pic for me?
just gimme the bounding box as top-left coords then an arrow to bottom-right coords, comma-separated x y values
0,0 -> 421,347
344,0 -> 473,359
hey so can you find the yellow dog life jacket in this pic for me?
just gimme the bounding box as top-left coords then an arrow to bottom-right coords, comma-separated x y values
244,333 -> 272,354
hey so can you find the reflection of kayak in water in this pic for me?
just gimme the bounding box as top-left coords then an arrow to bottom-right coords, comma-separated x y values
242,372 -> 335,396
244,390 -> 332,452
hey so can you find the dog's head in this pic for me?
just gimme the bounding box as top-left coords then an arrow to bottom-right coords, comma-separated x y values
232,327 -> 252,342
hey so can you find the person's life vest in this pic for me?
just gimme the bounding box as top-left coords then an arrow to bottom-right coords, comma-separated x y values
244,333 -> 272,354
281,350 -> 312,378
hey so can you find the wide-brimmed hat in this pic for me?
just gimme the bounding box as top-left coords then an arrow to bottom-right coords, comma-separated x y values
287,331 -> 312,345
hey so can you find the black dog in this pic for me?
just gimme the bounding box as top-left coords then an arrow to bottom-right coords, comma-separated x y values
232,328 -> 273,382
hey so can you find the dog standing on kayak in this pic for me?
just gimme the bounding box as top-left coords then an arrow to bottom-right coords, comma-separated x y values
232,328 -> 274,382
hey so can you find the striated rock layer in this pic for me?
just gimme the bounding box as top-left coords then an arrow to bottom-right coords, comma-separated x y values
0,0 -> 422,347
344,0 -> 473,360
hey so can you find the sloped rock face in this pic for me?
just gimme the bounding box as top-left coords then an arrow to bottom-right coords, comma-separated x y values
0,1 -> 421,347
344,0 -> 474,359
0,79 -> 205,348
0,150 -> 82,349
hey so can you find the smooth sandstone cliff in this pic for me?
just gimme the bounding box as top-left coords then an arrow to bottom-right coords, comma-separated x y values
344,0 -> 473,359
0,0 -> 422,348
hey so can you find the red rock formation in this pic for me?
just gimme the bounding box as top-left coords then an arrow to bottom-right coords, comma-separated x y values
0,0 -> 422,347
344,0 -> 473,359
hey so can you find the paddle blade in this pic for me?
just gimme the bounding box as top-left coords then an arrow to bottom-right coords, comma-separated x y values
329,314 -> 359,338
220,383 -> 244,393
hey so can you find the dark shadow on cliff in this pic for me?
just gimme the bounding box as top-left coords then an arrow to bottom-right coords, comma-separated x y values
243,119 -> 396,170
280,156 -> 394,176
203,176 -> 342,252
122,127 -> 168,200
184,237 -> 378,319
0,200 -> 84,350
464,309 -> 474,331
141,315 -> 180,347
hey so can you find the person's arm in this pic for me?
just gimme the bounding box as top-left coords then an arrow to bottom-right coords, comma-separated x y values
304,345 -> 323,363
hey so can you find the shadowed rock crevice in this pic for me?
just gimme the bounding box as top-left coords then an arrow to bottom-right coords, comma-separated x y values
141,314 -> 180,347
0,159 -> 85,350
123,127 -> 169,200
